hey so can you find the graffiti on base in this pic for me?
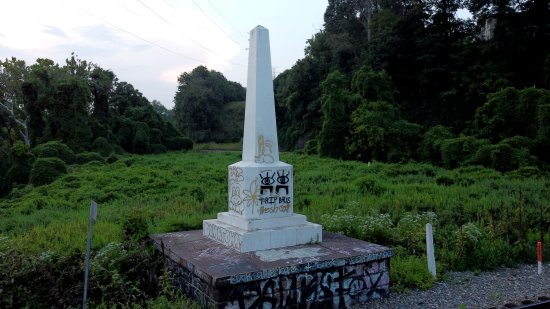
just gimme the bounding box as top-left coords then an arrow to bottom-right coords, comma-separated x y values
204,221 -> 243,251
224,261 -> 390,309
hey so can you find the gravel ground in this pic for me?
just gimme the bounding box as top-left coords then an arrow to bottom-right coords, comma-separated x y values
358,263 -> 550,309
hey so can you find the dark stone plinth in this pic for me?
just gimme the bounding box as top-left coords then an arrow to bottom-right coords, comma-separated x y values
150,230 -> 394,309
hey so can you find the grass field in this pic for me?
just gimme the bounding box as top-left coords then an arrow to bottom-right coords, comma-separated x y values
0,150 -> 548,306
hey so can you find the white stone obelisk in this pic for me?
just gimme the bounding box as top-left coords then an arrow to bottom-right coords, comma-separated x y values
203,26 -> 322,252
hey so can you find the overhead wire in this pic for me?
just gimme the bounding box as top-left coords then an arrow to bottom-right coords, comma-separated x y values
137,0 -> 246,67
205,0 -> 249,41
189,0 -> 247,49
62,0 -> 205,63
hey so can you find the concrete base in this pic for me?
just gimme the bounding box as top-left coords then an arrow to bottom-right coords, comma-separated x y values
151,230 -> 394,309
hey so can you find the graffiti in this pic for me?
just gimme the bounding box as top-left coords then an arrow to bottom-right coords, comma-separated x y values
255,135 -> 274,163
276,169 -> 289,194
242,178 -> 260,214
229,185 -> 244,214
259,204 -> 291,215
258,170 -> 276,194
229,166 -> 244,182
204,221 -> 243,251
225,261 -> 390,309
159,238 -> 392,309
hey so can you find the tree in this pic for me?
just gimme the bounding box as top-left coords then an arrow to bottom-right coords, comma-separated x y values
0,57 -> 30,146
318,70 -> 356,158
173,66 -> 244,142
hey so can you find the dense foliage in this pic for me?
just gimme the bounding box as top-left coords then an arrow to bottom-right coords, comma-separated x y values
0,55 -> 193,195
173,65 -> 245,143
274,0 -> 550,171
0,152 -> 548,306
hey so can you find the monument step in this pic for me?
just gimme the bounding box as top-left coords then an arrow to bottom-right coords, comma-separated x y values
203,219 -> 322,253
217,212 -> 307,231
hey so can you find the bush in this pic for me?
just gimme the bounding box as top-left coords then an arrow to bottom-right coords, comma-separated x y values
150,144 -> 168,154
163,137 -> 193,151
304,138 -> 318,155
91,137 -> 113,157
76,152 -> 104,164
122,210 -> 149,241
390,254 -> 436,292
355,175 -> 386,196
421,125 -> 453,163
468,142 -> 534,172
33,141 -> 76,164
29,157 -> 67,186
106,153 -> 119,164
440,136 -> 489,169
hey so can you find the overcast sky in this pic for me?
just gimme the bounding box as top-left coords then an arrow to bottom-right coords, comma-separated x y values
0,0 -> 328,108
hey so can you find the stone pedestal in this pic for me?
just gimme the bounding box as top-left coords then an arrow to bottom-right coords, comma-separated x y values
151,231 -> 394,309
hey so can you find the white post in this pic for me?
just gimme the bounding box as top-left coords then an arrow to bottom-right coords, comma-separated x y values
538,241 -> 543,275
83,201 -> 97,309
426,223 -> 436,278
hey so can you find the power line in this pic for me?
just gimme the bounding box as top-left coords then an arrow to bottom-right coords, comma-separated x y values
137,0 -> 217,55
206,0 -> 249,40
189,0 -> 247,49
62,0 -> 205,63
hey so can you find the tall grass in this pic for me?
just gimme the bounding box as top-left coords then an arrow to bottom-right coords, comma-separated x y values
0,151 -> 548,296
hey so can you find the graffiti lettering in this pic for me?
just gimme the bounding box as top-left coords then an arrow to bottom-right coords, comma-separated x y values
203,222 -> 243,250
259,204 -> 291,215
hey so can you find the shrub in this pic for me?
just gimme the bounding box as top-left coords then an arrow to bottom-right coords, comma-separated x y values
355,175 -> 386,196
468,142 -> 533,172
435,175 -> 454,186
76,152 -> 104,164
390,254 -> 436,292
91,137 -> 113,157
122,210 -> 149,241
440,136 -> 489,169
106,153 -> 119,164
150,144 -> 168,154
421,125 -> 453,163
163,137 -> 193,151
356,213 -> 394,244
304,138 -> 318,155
394,212 -> 437,254
33,141 -> 76,164
29,157 -> 67,186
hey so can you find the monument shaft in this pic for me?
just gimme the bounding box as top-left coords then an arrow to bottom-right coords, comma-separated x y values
203,25 -> 322,252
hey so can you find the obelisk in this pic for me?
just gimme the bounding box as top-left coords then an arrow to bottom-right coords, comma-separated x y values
203,26 -> 322,252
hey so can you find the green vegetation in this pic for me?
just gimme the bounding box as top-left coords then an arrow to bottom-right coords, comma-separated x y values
0,55 -> 192,196
2,0 -> 550,307
0,151 -> 548,306
274,0 -> 550,172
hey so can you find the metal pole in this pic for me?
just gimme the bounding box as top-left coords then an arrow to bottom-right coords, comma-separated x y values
83,201 -> 97,309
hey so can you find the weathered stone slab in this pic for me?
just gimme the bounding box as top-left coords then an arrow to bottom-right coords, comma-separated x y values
203,219 -> 322,252
151,230 -> 394,308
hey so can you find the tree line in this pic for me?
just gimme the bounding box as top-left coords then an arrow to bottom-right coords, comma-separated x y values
272,0 -> 549,171
0,54 -> 192,195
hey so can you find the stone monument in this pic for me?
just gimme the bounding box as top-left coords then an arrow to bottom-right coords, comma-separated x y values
150,26 -> 394,308
203,25 -> 322,252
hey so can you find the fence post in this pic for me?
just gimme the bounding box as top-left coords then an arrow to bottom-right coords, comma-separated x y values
426,223 -> 437,278
83,201 -> 97,309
